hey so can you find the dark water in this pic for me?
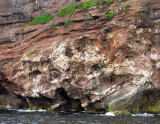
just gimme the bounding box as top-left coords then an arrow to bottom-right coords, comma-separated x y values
0,108 -> 160,124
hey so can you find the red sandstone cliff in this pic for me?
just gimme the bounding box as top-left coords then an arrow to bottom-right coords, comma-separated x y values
0,0 -> 160,114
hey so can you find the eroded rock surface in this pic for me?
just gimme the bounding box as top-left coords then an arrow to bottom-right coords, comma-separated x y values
0,0 -> 160,114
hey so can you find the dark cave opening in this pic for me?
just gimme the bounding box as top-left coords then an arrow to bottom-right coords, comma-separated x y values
55,88 -> 84,111
55,88 -> 69,101
29,70 -> 41,78
0,83 -> 29,108
0,84 -> 8,94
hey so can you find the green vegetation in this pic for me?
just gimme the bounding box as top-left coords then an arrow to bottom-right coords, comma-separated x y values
97,0 -> 114,8
29,105 -> 47,110
23,0 -> 130,27
125,4 -> 131,9
105,0 -> 114,4
57,0 -> 97,17
106,4 -> 131,19
33,41 -> 39,43
27,50 -> 37,56
22,0 -> 98,26
22,23 -> 28,27
65,20 -> 72,25
96,1 -> 104,8
22,14 -> 54,26
117,5 -> 131,13
49,24 -> 57,30
29,14 -> 54,25
0,104 -> 7,109
106,11 -> 116,18
119,0 -> 128,2
105,9 -> 111,14
80,0 -> 97,10
56,4 -> 78,16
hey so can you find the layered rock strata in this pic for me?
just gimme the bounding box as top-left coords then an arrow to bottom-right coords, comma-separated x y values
0,0 -> 160,114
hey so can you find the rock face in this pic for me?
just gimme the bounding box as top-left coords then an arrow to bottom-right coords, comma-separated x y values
0,0 -> 160,114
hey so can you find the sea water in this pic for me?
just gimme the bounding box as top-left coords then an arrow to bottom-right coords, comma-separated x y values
0,107 -> 160,124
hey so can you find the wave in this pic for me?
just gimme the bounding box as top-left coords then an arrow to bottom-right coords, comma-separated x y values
18,109 -> 46,112
132,113 -> 155,117
2,106 -> 160,116
5,105 -> 13,109
4,106 -> 46,112
105,112 -> 115,116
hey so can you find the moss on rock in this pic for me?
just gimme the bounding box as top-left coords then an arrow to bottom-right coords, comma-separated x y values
107,90 -> 160,115
0,104 -> 8,109
29,105 -> 49,110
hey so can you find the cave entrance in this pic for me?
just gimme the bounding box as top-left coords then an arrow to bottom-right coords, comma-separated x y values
55,88 -> 69,101
55,88 -> 84,111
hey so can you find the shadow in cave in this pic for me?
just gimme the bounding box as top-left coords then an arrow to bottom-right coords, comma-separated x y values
0,83 -> 28,108
55,88 -> 84,111
29,70 -> 41,78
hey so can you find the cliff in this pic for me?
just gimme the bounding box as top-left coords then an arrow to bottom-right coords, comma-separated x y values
0,0 -> 160,114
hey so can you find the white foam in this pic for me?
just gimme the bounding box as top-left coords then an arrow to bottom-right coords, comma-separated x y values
5,105 -> 13,109
105,112 -> 115,116
132,113 -> 154,117
18,109 -> 46,112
